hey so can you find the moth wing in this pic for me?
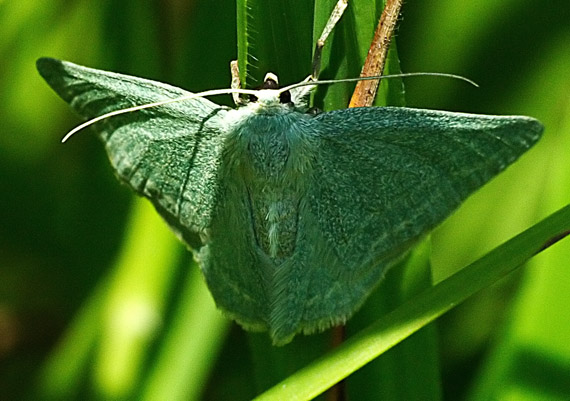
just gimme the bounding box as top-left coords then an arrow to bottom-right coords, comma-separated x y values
37,58 -> 229,249
303,106 -> 543,323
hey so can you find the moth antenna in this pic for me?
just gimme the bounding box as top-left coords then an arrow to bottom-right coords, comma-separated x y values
280,72 -> 479,94
61,88 -> 260,143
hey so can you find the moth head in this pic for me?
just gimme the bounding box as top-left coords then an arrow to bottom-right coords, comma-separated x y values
247,73 -> 294,108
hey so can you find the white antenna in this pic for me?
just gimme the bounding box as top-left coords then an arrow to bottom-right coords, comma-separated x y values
61,88 -> 260,143
61,72 -> 478,143
281,72 -> 479,94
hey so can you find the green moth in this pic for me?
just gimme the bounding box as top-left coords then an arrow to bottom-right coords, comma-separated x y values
36,57 -> 543,345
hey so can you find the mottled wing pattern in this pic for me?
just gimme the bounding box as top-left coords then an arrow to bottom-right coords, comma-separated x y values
298,106 -> 542,328
37,58 -> 229,249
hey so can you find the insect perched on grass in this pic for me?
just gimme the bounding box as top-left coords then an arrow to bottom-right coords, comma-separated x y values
36,3 -> 543,345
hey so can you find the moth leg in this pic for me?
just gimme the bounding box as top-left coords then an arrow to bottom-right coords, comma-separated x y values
311,0 -> 348,80
230,60 -> 247,106
289,75 -> 315,104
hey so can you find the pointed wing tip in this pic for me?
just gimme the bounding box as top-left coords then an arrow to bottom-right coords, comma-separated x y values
36,57 -> 60,74
531,117 -> 545,136
36,57 -> 67,87
522,116 -> 545,147
499,115 -> 544,149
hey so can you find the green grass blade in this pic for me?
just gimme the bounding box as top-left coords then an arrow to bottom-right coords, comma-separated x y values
35,199 -> 182,399
346,239 -> 443,401
236,0 -> 314,87
35,278 -> 106,400
140,266 -> 229,401
91,199 -> 182,399
254,204 -> 570,401
237,1 -> 334,394
313,0 -> 386,109
466,47 -> 570,400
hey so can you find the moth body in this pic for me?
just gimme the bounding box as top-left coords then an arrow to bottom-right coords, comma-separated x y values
224,96 -> 316,261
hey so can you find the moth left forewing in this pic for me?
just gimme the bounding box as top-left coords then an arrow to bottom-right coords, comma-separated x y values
295,106 -> 543,332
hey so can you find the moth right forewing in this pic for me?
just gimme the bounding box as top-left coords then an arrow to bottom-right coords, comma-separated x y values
38,58 -> 231,247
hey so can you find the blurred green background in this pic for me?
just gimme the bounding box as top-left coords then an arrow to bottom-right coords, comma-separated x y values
1,0 -> 569,400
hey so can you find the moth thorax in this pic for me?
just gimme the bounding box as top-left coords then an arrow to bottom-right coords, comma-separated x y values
247,131 -> 290,178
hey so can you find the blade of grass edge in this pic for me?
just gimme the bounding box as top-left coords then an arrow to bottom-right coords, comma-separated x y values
254,204 -> 570,401
236,0 -> 313,87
